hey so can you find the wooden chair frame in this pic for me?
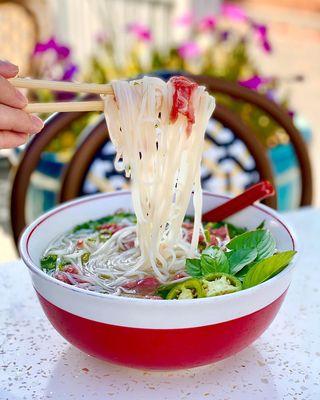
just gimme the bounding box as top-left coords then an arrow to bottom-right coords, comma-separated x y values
187,74 -> 312,206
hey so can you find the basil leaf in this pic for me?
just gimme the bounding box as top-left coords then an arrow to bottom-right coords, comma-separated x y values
227,230 -> 276,261
243,251 -> 296,289
226,248 -> 258,275
186,258 -> 202,277
40,254 -> 57,271
225,223 -> 247,239
201,246 -> 229,275
235,263 -> 253,279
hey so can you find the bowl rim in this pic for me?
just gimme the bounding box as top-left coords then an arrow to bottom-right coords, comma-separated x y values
19,190 -> 298,306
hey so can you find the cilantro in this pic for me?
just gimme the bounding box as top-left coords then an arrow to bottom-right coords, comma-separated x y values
40,254 -> 57,271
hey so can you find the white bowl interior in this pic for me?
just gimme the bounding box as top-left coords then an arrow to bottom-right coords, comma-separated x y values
24,191 -> 295,266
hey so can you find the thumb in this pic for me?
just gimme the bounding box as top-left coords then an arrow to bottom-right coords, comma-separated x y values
0,60 -> 19,78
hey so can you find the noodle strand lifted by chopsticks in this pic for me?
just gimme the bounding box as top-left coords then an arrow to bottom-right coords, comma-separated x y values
101,76 -> 215,282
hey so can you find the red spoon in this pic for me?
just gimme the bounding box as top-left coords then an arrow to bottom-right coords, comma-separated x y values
202,181 -> 275,222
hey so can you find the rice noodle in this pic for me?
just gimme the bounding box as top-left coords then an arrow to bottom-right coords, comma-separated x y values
100,77 -> 215,283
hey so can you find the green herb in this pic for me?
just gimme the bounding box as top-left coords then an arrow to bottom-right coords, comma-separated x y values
243,251 -> 296,289
73,212 -> 136,232
226,248 -> 258,275
204,221 -> 247,239
73,220 -> 99,232
256,220 -> 265,230
81,252 -> 90,264
227,229 -> 276,262
186,246 -> 229,278
201,246 -> 229,275
225,223 -> 247,239
235,263 -> 254,280
40,254 -> 57,271
186,258 -> 202,277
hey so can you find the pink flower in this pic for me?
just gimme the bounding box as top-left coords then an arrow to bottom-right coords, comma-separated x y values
238,75 -> 272,90
178,41 -> 201,59
33,37 -> 70,60
127,23 -> 152,42
198,15 -> 216,32
175,11 -> 194,27
221,2 -> 247,21
251,23 -> 272,53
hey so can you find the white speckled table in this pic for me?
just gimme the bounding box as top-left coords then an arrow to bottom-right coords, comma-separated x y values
1,208 -> 320,400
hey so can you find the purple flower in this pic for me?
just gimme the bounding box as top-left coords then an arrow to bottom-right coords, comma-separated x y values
175,11 -> 194,27
238,75 -> 272,90
62,64 -> 78,81
56,91 -> 75,101
127,23 -> 152,42
221,2 -> 247,21
220,30 -> 230,41
198,15 -> 216,32
33,37 -> 71,60
251,23 -> 272,53
178,41 -> 201,59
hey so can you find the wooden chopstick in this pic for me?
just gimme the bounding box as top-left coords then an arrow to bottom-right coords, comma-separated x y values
10,77 -> 113,95
24,100 -> 105,113
9,77 -> 111,113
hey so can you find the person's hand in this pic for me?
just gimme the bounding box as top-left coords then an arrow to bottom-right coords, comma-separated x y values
0,60 -> 44,149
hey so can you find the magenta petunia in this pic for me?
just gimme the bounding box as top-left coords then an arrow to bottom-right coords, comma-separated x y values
221,2 -> 247,21
127,23 -> 152,42
198,15 -> 216,32
178,41 -> 201,59
238,75 -> 271,90
175,11 -> 194,27
251,23 -> 272,53
62,64 -> 78,81
33,37 -> 71,60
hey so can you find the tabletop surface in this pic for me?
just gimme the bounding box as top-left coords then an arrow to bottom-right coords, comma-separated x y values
1,207 -> 320,400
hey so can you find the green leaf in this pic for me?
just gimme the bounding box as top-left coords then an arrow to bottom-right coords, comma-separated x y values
40,254 -> 57,271
256,220 -> 265,230
243,251 -> 296,289
235,263 -> 253,279
226,248 -> 258,275
225,223 -> 247,239
204,221 -> 246,239
73,212 -> 136,232
186,258 -> 202,278
227,230 -> 276,261
201,246 -> 229,275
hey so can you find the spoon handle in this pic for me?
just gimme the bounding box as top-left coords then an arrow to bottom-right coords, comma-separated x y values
202,181 -> 275,222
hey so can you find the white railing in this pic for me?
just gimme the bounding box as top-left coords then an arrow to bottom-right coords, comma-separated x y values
47,0 -> 221,66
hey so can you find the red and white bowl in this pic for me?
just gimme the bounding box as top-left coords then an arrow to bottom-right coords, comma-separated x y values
19,191 -> 297,370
